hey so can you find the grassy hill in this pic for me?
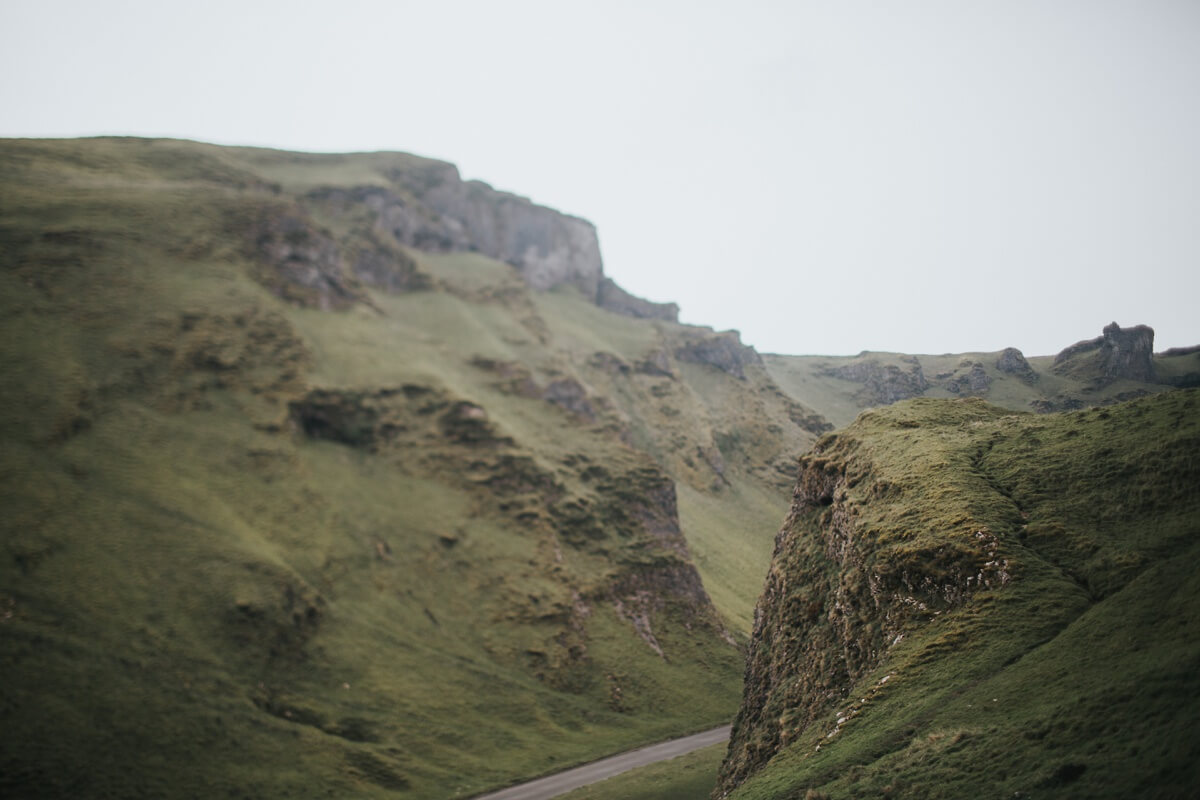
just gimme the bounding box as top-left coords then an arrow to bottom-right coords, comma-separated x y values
5,136 -> 1195,800
716,390 -> 1200,799
0,137 -> 826,798
765,344 -> 1198,429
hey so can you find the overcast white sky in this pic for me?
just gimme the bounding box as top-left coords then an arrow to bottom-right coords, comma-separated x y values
2,1 -> 1198,356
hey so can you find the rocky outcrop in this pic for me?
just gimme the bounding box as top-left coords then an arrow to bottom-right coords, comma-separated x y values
595,277 -> 680,322
1053,322 -> 1155,384
675,331 -> 761,380
715,404 -> 1012,796
542,378 -> 598,421
245,204 -> 363,310
819,356 -> 929,405
996,347 -> 1038,383
290,383 -> 732,667
635,348 -> 675,378
308,167 -> 603,298
343,228 -> 431,293
943,361 -> 992,395
303,162 -> 689,323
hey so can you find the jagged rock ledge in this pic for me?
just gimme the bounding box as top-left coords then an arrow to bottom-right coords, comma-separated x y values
715,401 -> 1013,796
301,157 -> 679,322
1053,321 -> 1155,384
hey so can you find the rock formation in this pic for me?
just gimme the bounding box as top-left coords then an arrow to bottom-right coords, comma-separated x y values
819,356 -> 929,405
674,331 -> 761,380
1053,321 -> 1155,384
595,277 -> 680,322
245,203 -> 363,310
716,402 -> 1011,794
995,347 -> 1038,383
942,361 -> 992,395
304,160 -> 679,321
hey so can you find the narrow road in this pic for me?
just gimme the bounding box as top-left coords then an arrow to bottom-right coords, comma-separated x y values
468,725 -> 731,800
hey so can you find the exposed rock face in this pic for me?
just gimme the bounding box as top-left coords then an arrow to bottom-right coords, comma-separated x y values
428,178 -> 604,296
635,348 -> 675,378
943,361 -> 992,395
820,356 -> 929,405
675,331 -> 761,380
715,404 -> 1012,796
309,167 -> 603,298
595,277 -> 680,322
245,205 -> 363,310
1053,322 -> 1155,384
996,347 -> 1038,383
542,378 -> 597,421
232,150 -> 692,326
344,228 -> 431,293
289,384 -> 733,671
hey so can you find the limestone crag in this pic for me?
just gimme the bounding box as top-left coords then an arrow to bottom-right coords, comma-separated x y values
715,404 -> 1013,796
303,163 -> 685,322
675,331 -> 761,380
309,168 -> 602,297
596,277 -> 680,322
942,361 -> 992,396
996,347 -> 1038,383
1053,322 -> 1156,384
246,203 -> 363,310
288,383 -> 732,673
820,356 -> 929,405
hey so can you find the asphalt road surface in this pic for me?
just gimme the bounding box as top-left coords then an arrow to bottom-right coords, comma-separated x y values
469,724 -> 732,800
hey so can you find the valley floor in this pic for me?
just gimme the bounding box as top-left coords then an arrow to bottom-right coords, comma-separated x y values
470,725 -> 730,800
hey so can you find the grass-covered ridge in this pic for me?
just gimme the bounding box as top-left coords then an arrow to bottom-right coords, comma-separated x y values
0,137 -> 831,798
717,391 -> 1200,799
764,344 -> 1198,429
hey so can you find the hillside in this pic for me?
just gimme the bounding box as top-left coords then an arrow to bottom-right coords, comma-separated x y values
0,137 -> 827,798
716,390 -> 1200,799
765,327 -> 1200,428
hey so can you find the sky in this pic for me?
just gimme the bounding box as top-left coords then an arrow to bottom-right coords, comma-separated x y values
2,0 -> 1198,356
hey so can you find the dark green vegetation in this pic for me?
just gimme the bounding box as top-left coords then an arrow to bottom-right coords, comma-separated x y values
717,391 -> 1200,799
0,138 -> 827,798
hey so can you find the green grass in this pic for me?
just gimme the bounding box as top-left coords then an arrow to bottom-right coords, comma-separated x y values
558,741 -> 727,800
764,345 -> 1181,428
0,136 -> 826,799
762,353 -> 867,428
677,478 -> 787,634
720,392 -> 1200,799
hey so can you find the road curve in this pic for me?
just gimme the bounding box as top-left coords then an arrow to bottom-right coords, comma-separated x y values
468,725 -> 731,800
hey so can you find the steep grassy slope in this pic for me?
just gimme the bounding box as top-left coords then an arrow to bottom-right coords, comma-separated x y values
716,391 -> 1200,799
765,343 -> 1198,429
0,138 -> 825,798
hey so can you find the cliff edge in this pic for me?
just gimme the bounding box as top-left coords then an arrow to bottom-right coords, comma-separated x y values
716,391 -> 1200,799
